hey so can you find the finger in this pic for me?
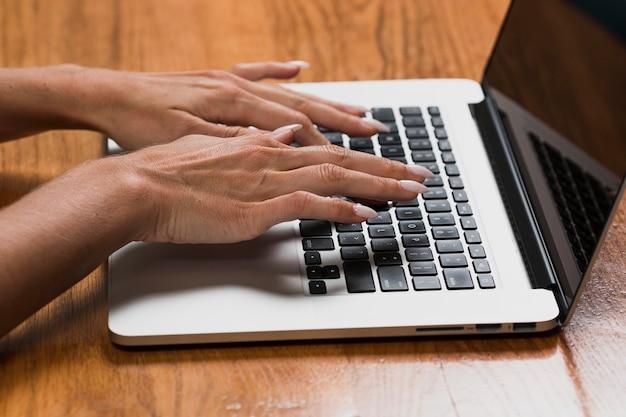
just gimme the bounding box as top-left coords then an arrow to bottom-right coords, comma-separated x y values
210,89 -> 331,146
174,113 -> 256,138
271,164 -> 429,203
228,61 -> 309,81
254,192 -> 379,231
233,79 -> 389,138
265,142 -> 435,181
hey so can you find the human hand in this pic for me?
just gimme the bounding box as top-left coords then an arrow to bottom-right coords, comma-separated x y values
74,62 -> 388,149
120,125 -> 432,244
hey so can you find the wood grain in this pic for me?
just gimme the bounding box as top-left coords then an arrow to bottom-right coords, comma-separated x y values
2,1 -> 626,416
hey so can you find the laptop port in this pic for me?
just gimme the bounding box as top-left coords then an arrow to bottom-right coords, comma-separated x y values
513,322 -> 537,332
475,323 -> 502,332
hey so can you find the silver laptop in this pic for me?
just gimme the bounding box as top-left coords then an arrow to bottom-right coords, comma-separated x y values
107,0 -> 626,345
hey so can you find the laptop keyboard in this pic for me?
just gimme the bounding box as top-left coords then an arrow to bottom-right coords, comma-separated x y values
529,132 -> 614,273
300,106 -> 496,295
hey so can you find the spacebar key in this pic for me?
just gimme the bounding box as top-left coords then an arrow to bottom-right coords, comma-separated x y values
343,261 -> 376,293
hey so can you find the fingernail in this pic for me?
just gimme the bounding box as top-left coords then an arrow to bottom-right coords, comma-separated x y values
408,164 -> 436,178
399,180 -> 429,194
343,104 -> 370,115
362,119 -> 391,133
353,203 -> 379,219
271,124 -> 303,135
286,60 -> 311,68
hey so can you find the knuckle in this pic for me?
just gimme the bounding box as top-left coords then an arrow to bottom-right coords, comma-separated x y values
317,162 -> 347,184
287,191 -> 315,213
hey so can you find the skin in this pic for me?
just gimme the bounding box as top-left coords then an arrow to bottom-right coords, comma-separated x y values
0,62 -> 432,338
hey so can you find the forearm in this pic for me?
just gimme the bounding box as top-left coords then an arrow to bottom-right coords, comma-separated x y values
0,155 -> 151,337
0,65 -> 98,141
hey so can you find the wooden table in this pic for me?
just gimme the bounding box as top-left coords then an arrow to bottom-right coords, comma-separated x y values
2,1 -> 625,416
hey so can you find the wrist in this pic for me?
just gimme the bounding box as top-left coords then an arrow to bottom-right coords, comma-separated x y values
0,64 -> 98,140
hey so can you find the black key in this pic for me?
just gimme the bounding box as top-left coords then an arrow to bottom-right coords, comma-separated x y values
406,127 -> 430,138
300,220 -> 332,236
443,269 -> 474,289
378,266 -> 408,291
405,247 -> 434,261
396,207 -> 423,220
445,164 -> 460,176
413,276 -> 442,291
381,146 -> 406,158
404,247 -> 434,261
341,246 -> 369,260
437,140 -> 452,151
435,240 -> 464,253
367,211 -> 392,224
448,177 -> 464,189
399,220 -> 426,234
439,253 -> 468,268
371,238 -> 399,252
302,237 -> 334,251
473,259 -> 491,273
452,190 -> 469,202
424,201 -> 451,213
378,133 -> 402,146
374,252 -> 403,266
399,106 -> 422,116
304,251 -> 322,265
409,261 -> 438,276
323,265 -> 341,279
477,274 -> 496,289
432,226 -> 459,240
460,217 -> 477,230
423,175 -> 443,187
344,261 -> 376,293
464,230 -> 482,244
307,266 -> 323,279
372,107 -> 395,121
350,137 -> 374,150
395,198 -> 419,207
430,116 -> 444,127
402,234 -> 430,247
422,188 -> 447,200
368,225 -> 396,238
411,150 -> 436,162
335,222 -> 363,232
456,203 -> 473,216
309,281 -> 327,294
441,152 -> 456,164
428,213 -> 455,226
434,128 -> 448,139
468,245 -> 486,258
402,116 -> 426,127
339,232 -> 366,246
427,106 -> 441,116
408,138 -> 432,150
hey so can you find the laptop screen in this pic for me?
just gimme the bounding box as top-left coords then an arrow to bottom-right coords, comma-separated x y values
482,0 -> 626,305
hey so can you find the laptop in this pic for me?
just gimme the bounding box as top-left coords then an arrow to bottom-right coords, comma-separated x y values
107,0 -> 626,345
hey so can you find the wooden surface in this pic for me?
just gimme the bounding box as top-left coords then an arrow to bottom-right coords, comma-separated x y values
1,1 -> 626,416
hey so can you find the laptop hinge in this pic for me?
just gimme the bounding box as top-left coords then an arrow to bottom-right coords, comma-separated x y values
469,92 -> 566,316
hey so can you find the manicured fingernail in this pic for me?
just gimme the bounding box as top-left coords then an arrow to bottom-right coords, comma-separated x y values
353,203 -> 379,219
286,60 -> 311,68
344,104 -> 370,115
271,124 -> 303,135
399,180 -> 428,194
408,164 -> 436,178
362,119 -> 391,132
